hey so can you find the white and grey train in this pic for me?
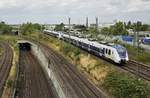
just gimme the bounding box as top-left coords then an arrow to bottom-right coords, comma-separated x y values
44,30 -> 129,64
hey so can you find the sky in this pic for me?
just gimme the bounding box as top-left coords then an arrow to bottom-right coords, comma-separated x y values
0,0 -> 150,24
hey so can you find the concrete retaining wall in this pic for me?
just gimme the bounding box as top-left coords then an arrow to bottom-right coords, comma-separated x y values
30,42 -> 66,98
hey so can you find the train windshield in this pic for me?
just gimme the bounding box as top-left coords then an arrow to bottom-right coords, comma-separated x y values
112,45 -> 127,58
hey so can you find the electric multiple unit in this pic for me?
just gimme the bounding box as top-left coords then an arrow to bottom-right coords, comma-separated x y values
44,30 -> 129,64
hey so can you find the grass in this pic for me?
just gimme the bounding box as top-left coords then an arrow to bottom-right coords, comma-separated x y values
124,44 -> 150,65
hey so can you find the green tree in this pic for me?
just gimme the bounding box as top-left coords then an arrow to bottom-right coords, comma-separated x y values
101,27 -> 111,35
20,23 -> 34,35
88,27 -> 99,37
141,24 -> 149,31
54,23 -> 65,31
20,22 -> 42,35
101,21 -> 128,36
126,21 -> 132,29
0,21 -> 12,34
134,21 -> 142,31
113,22 -> 127,35
34,23 -> 42,31
73,25 -> 87,32
129,21 -> 150,31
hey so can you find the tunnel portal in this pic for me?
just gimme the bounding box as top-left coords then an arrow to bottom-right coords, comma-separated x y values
18,41 -> 31,51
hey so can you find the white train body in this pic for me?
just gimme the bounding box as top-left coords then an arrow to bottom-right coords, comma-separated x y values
44,30 -> 129,64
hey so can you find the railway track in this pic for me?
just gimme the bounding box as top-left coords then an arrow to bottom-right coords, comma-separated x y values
0,42 -> 13,97
16,50 -> 56,98
122,60 -> 150,81
40,43 -> 108,98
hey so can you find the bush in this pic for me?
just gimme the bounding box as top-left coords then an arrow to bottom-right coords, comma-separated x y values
103,71 -> 150,98
73,48 -> 81,57
74,55 -> 80,62
0,22 -> 12,34
62,43 -> 72,55
7,79 -> 14,88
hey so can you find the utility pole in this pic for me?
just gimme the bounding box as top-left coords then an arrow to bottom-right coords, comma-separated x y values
133,31 -> 136,46
96,17 -> 98,31
134,26 -> 140,47
18,24 -> 21,37
86,17 -> 88,28
69,17 -> 71,34
68,17 -> 71,42
137,30 -> 140,77
95,17 -> 98,39
135,23 -> 140,78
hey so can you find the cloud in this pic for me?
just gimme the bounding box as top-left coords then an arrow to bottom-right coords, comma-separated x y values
123,0 -> 150,12
0,0 -> 150,24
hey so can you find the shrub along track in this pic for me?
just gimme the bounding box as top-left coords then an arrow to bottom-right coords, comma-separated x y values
0,42 -> 13,97
40,43 -> 108,98
16,50 -> 56,98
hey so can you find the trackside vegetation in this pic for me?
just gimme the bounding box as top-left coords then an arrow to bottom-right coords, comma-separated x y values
32,33 -> 150,98
103,71 -> 150,98
0,35 -> 19,98
0,22 -> 12,34
125,44 -> 150,65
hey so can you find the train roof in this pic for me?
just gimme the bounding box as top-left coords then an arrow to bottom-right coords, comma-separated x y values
112,44 -> 126,52
46,30 -> 126,50
62,33 -> 124,49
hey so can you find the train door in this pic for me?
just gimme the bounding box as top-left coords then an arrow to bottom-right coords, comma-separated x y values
88,44 -> 91,51
104,48 -> 109,58
103,48 -> 105,56
76,41 -> 79,46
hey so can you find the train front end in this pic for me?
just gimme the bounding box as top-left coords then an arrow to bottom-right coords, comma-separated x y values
113,45 -> 129,64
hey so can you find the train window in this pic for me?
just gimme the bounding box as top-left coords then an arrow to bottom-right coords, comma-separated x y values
48,64 -> 50,69
99,48 -> 102,53
108,50 -> 111,55
146,34 -> 150,37
103,48 -> 105,54
106,49 -> 108,54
